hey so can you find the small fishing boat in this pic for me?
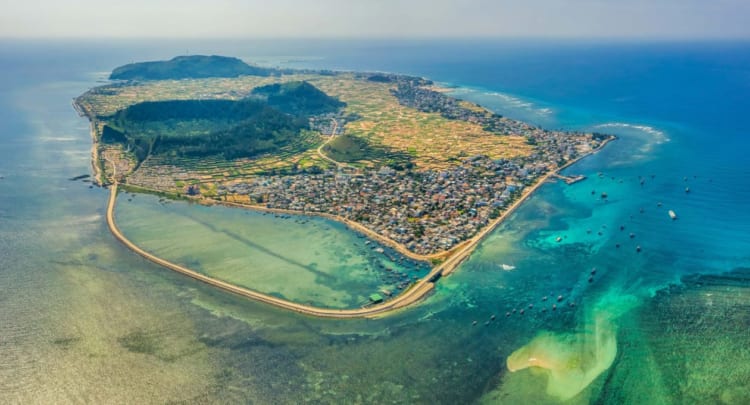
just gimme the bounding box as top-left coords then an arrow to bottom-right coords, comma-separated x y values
669,210 -> 677,220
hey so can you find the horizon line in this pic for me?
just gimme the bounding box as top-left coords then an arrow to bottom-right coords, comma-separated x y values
2,35 -> 750,43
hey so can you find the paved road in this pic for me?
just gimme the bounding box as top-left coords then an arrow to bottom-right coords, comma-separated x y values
104,170 -> 545,318
316,120 -> 343,167
104,137 -> 614,318
106,183 -> 441,318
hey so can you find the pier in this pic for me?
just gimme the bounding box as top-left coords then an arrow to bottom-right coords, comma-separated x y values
551,173 -> 587,185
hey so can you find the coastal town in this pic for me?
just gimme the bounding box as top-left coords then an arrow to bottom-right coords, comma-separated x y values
223,156 -> 541,255
88,73 -> 610,257
72,55 -> 615,317
206,76 -> 608,255
219,139 -> 605,256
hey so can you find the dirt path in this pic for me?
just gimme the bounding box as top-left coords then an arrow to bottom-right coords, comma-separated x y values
316,119 -> 343,167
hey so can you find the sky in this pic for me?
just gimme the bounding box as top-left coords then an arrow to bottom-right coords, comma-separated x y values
1,0 -> 749,40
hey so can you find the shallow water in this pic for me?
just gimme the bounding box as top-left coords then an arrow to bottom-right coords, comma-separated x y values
1,39 -> 749,404
115,194 -> 428,308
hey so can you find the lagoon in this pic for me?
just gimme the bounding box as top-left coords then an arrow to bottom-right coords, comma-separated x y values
1,39 -> 749,403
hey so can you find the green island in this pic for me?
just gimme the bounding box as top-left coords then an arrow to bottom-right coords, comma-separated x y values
75,55 -> 614,317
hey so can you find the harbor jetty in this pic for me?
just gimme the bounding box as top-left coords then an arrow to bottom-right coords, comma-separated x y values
104,136 -> 613,319
551,173 -> 587,185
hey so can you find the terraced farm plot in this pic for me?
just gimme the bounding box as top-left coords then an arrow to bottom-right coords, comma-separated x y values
129,131 -> 331,193
79,73 -> 534,169
308,75 -> 534,168
78,72 -> 540,194
322,133 -> 412,168
79,75 -> 314,117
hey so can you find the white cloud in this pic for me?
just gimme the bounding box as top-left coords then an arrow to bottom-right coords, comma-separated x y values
0,0 -> 748,39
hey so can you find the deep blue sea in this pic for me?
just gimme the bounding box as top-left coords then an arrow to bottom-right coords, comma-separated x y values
1,39 -> 749,403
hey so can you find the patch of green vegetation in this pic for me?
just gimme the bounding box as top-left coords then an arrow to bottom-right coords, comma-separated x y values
110,99 -> 260,129
322,133 -> 370,162
412,223 -> 425,237
251,81 -> 345,115
100,81 -> 346,164
164,109 -> 306,160
110,55 -> 276,81
366,74 -> 393,83
101,125 -> 128,144
322,134 -> 413,169
106,100 -> 310,162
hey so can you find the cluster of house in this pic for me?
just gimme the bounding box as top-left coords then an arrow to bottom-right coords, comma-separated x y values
309,112 -> 346,135
393,80 -> 594,144
392,82 -> 489,121
215,105 -> 606,255
128,160 -> 195,190
220,156 -> 546,255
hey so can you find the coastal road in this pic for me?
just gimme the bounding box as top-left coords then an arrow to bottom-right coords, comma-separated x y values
105,170 -> 545,318
106,183 -> 438,318
104,137 -> 614,318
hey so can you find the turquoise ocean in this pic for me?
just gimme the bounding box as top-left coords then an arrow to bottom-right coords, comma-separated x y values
1,39 -> 749,403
